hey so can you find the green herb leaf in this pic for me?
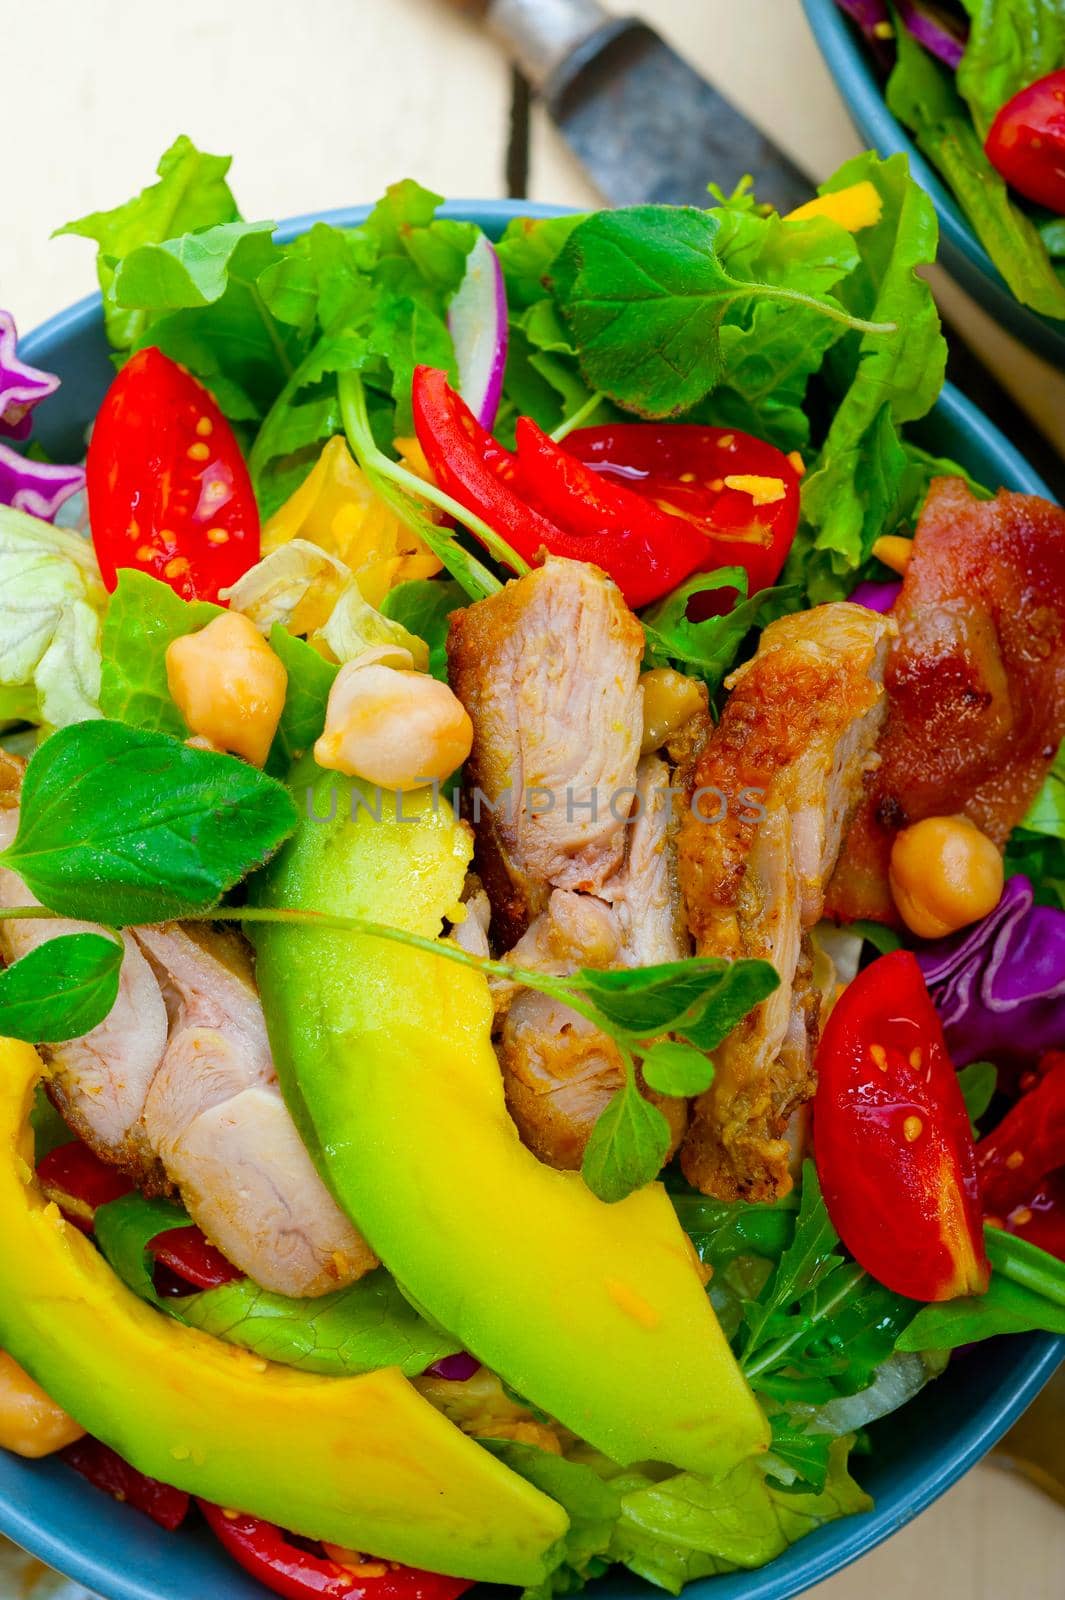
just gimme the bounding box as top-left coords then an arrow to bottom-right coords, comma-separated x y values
56,134 -> 239,349
957,1060 -> 998,1135
0,932 -> 122,1043
572,957 -> 778,1052
1,721 -> 297,924
95,1192 -> 458,1376
552,206 -> 891,420
266,626 -> 338,773
641,1040 -> 715,1097
380,577 -> 467,682
580,1078 -> 673,1205
642,569 -> 800,692
848,918 -> 903,956
99,569 -> 223,736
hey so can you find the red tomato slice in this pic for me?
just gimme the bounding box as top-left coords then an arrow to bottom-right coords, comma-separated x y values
148,1225 -> 244,1291
814,950 -> 989,1302
63,1437 -> 190,1530
985,68 -> 1065,215
36,1139 -> 134,1234
200,1501 -> 476,1600
1003,1171 -> 1065,1261
564,423 -> 801,596
977,1051 -> 1065,1221
86,347 -> 260,602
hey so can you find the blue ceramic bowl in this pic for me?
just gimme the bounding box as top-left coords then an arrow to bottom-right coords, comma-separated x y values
2,200 -> 1062,1600
802,0 -> 1065,367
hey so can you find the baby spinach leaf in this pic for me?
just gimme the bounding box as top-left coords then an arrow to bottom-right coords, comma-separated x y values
0,932 -> 122,1043
581,1079 -> 673,1205
552,206 -> 891,419
642,570 -> 800,692
380,577 -> 467,682
1,720 -> 297,924
99,569 -> 222,736
266,626 -> 338,774
95,1192 -> 459,1376
57,134 -> 239,350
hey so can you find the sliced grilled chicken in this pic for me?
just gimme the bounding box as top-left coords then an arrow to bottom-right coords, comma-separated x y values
0,754 -> 168,1179
0,753 -> 372,1297
135,923 -> 377,1298
677,603 -> 895,1201
447,556 -> 644,946
595,755 -> 690,968
499,991 -> 687,1172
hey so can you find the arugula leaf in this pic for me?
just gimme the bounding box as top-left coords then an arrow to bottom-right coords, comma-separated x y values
1,721 -> 297,924
956,0 -> 1065,140
985,1221 -> 1065,1308
94,1192 -> 459,1376
0,932 -> 122,1043
898,1271 -> 1065,1350
56,135 -> 239,349
671,1191 -> 798,1270
113,220 -> 278,312
767,1415 -> 834,1494
266,625 -> 338,772
641,569 -> 800,692
580,1079 -> 673,1206
99,569 -> 222,736
380,577 -> 467,682
886,18 -> 1065,320
797,151 -> 948,593
743,1163 -> 843,1365
958,1060 -> 998,1134
551,206 -> 893,419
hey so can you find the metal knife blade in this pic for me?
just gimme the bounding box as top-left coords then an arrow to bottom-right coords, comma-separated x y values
481,0 -> 813,210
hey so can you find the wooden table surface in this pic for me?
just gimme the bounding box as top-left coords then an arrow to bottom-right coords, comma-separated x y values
2,2 -> 1063,1597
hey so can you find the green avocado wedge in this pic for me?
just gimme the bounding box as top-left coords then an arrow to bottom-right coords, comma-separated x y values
252,768 -> 770,1475
0,1039 -> 567,1585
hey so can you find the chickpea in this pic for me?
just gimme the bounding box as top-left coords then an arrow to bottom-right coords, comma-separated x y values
871,534 -> 913,576
639,668 -> 706,754
314,658 -> 473,790
0,1351 -> 84,1458
166,612 -> 288,767
889,814 -> 1004,939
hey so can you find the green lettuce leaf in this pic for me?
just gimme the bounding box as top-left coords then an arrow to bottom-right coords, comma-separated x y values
886,17 -> 1065,320
57,135 -> 239,350
380,576 -> 467,681
266,625 -> 338,772
99,569 -> 222,737
482,1441 -> 621,1593
94,1192 -> 460,1376
956,0 -> 1065,140
0,506 -> 106,728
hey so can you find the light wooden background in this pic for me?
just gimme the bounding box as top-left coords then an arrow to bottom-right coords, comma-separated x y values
2,3 -> 1063,1598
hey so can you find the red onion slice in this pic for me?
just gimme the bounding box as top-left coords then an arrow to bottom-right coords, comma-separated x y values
448,233 -> 508,431
897,0 -> 967,70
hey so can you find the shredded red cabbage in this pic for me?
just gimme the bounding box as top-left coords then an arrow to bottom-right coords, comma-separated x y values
850,578 -> 901,612
896,0 -> 967,70
423,1352 -> 480,1381
835,0 -> 891,40
917,875 -> 1065,1069
0,310 -> 60,441
0,446 -> 84,521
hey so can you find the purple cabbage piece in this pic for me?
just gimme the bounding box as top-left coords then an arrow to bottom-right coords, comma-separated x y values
835,0 -> 891,40
423,1351 -> 481,1381
0,310 -> 60,441
897,0 -> 967,70
0,444 -> 85,522
850,578 -> 901,612
917,875 -> 1065,1069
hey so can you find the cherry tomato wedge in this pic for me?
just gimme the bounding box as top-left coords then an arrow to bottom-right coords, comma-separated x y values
36,1139 -> 134,1234
1003,1171 -> 1065,1261
147,1225 -> 244,1291
63,1437 -> 190,1531
200,1502 -> 476,1600
411,367 -> 793,609
565,422 -> 801,596
86,346 -> 260,602
977,1051 -> 1065,1221
814,950 -> 989,1302
985,68 -> 1065,215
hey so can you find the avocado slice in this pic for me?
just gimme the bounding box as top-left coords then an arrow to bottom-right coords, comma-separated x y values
0,1037 -> 567,1584
252,771 -> 769,1475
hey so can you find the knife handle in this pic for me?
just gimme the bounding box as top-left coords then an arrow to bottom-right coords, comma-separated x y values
481,0 -> 634,96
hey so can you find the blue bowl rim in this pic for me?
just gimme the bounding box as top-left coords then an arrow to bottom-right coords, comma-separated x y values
5,197 -> 1064,1600
800,0 -> 1065,358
